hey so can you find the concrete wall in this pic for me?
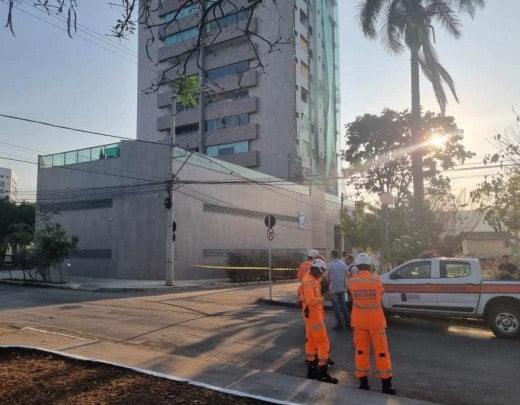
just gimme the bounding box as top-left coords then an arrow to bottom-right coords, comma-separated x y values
462,239 -> 510,259
37,139 -> 170,279
37,141 -> 340,281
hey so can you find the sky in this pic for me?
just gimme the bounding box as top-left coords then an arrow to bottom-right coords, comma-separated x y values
1,0 -> 519,203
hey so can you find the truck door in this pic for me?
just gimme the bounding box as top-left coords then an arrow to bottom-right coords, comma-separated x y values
435,260 -> 480,314
383,260 -> 438,312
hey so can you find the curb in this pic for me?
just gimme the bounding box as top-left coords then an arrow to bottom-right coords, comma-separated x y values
0,345 -> 294,405
257,297 -> 333,310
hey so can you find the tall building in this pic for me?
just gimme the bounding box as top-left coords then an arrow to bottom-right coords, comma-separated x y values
0,167 -> 17,202
137,0 -> 340,193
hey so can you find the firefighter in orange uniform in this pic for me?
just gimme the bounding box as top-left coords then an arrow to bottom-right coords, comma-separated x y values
348,253 -> 396,395
296,249 -> 319,305
301,259 -> 338,384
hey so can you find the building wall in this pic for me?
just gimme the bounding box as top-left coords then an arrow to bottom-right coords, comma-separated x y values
136,0 -> 340,191
37,140 -> 340,281
462,239 -> 510,259
37,140 -> 170,279
0,167 -> 17,202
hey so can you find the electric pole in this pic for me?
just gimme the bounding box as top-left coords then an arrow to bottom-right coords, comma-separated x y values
165,93 -> 176,286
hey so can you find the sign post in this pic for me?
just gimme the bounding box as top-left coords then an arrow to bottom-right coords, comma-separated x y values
264,215 -> 276,301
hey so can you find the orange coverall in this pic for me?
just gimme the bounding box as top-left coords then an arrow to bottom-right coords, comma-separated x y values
301,272 -> 330,366
296,260 -> 312,303
349,270 -> 392,379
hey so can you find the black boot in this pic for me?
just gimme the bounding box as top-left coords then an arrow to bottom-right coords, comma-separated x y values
327,358 -> 335,367
381,377 -> 396,395
359,376 -> 369,390
306,360 -> 318,379
317,364 -> 338,384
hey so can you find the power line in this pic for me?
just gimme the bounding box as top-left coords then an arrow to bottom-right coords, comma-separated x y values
7,1 -> 155,72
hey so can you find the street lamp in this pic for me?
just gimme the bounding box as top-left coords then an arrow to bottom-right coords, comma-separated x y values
379,192 -> 394,271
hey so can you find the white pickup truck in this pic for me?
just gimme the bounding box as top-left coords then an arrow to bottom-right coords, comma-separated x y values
379,257 -> 520,338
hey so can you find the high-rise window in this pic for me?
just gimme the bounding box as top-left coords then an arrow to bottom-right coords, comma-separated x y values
206,10 -> 249,33
175,123 -> 199,136
300,62 -> 309,79
205,113 -> 249,132
206,141 -> 249,156
207,61 -> 249,81
164,26 -> 199,46
163,4 -> 199,22
299,35 -> 309,54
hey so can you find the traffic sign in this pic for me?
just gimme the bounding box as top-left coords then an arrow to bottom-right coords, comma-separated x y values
264,215 -> 276,228
267,227 -> 274,241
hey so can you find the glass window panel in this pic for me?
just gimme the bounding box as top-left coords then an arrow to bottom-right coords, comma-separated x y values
104,144 -> 120,158
39,155 -> 53,168
52,153 -> 65,166
91,147 -> 105,160
77,148 -> 91,163
65,151 -> 78,165
164,4 -> 199,22
164,26 -> 199,46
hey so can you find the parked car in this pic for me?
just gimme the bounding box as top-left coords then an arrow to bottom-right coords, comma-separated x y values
380,257 -> 520,338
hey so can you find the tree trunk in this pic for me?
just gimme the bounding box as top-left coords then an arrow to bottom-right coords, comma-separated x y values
410,46 -> 424,220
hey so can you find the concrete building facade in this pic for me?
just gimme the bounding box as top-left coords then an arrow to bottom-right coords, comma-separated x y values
0,167 -> 17,202
37,140 -> 342,280
137,0 -> 340,193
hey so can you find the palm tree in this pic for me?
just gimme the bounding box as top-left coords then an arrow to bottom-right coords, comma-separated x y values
358,0 -> 484,214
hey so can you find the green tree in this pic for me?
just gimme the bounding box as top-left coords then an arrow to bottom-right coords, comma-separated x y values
33,221 -> 78,282
358,0 -> 484,212
471,116 -> 520,234
342,108 -> 474,207
0,200 -> 35,261
341,201 -> 381,251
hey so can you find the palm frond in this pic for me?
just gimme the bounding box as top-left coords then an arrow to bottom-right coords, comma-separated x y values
425,0 -> 462,38
358,0 -> 388,38
435,61 -> 459,103
418,31 -> 448,115
383,0 -> 406,53
455,0 -> 485,18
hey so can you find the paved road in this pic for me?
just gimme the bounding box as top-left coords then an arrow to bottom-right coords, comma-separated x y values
0,283 -> 519,404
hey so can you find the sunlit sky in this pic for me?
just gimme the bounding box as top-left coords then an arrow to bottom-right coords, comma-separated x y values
1,1 -> 519,203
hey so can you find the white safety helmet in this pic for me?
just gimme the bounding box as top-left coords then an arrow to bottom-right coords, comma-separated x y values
355,253 -> 372,266
310,259 -> 327,272
307,249 -> 319,258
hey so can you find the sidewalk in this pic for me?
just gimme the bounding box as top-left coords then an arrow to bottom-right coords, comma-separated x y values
0,272 -> 432,404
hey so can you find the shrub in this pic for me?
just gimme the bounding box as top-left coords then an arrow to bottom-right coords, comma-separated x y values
226,250 -> 301,282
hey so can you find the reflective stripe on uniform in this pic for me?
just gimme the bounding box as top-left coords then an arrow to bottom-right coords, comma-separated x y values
376,369 -> 392,376
353,302 -> 382,310
356,368 -> 371,373
350,278 -> 380,284
312,323 -> 324,331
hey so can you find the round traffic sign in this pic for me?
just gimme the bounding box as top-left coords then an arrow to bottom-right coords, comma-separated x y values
267,227 -> 274,241
264,215 -> 276,228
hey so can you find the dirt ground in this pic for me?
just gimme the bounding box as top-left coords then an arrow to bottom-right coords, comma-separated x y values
0,348 -> 271,404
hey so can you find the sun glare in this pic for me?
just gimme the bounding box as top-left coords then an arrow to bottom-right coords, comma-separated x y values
430,134 -> 448,148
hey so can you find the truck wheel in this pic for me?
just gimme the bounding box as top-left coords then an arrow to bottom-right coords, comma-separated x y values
487,305 -> 520,338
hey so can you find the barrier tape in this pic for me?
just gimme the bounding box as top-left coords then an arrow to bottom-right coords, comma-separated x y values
192,264 -> 297,271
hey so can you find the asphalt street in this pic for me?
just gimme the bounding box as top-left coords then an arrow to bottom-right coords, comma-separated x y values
0,282 -> 519,404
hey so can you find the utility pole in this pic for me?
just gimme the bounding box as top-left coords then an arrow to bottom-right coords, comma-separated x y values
165,93 -> 176,286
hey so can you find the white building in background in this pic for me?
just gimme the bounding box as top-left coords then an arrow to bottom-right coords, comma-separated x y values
137,0 -> 341,194
0,167 -> 17,202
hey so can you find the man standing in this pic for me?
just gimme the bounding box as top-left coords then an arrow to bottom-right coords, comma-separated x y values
301,259 -> 338,384
344,253 -> 358,313
297,249 -> 319,305
326,250 -> 350,331
344,253 -> 358,277
349,253 -> 396,395
498,255 -> 519,280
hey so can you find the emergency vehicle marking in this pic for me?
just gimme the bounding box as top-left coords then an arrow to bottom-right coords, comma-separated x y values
383,284 -> 520,294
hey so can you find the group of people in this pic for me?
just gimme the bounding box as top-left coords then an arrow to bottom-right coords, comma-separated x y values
297,249 -> 396,395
